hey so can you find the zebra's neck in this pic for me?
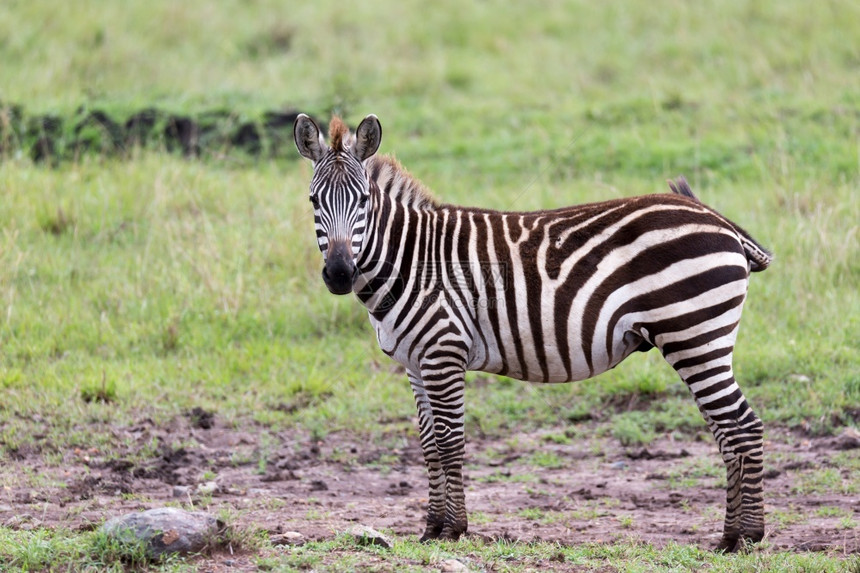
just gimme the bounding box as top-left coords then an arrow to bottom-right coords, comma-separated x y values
354,158 -> 438,318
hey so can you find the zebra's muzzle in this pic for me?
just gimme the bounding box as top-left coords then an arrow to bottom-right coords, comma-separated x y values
321,245 -> 357,295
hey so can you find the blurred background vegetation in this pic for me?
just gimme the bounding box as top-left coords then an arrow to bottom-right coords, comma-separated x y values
0,0 -> 857,451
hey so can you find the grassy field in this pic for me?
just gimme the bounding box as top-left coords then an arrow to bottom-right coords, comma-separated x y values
1,0 -> 859,570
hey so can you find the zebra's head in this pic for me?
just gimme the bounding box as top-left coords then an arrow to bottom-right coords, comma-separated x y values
294,113 -> 382,295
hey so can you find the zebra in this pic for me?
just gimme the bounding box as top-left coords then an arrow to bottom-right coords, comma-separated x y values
293,113 -> 772,552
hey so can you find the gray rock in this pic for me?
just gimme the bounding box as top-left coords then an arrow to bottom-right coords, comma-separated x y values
101,507 -> 220,558
347,524 -> 392,548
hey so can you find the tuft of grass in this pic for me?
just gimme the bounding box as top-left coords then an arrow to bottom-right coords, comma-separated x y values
37,205 -> 76,236
612,411 -> 658,447
619,515 -> 635,529
80,372 -> 118,404
214,509 -> 267,555
87,528 -> 156,569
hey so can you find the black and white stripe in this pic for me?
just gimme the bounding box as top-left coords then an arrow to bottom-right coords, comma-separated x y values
295,114 -> 771,552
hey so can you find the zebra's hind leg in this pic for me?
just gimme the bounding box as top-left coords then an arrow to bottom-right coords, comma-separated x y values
408,371 -> 447,541
666,350 -> 765,551
707,398 -> 764,552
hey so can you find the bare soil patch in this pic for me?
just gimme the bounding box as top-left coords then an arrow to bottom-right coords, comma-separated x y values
2,413 -> 858,566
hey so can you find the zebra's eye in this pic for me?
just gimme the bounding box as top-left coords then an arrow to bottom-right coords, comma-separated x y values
309,195 -> 320,208
359,195 -> 369,207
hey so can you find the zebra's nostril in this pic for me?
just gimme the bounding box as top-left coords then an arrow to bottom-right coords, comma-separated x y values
321,261 -> 356,295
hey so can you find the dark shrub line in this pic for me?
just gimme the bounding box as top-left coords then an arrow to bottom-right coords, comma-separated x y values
0,103 -> 323,165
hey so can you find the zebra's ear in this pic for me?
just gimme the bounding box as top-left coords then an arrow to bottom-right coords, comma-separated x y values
352,114 -> 382,162
294,114 -> 326,163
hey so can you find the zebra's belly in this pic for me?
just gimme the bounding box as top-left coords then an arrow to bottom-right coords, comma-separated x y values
368,297 -> 636,383
467,335 -> 631,384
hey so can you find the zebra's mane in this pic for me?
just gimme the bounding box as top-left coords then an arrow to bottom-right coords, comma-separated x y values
329,116 -> 350,152
367,154 -> 439,209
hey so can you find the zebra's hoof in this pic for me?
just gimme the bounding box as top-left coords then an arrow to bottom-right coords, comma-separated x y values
715,532 -> 762,553
419,522 -> 444,543
438,524 -> 466,541
715,536 -> 741,553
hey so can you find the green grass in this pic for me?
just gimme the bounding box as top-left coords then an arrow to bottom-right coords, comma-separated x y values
792,468 -> 858,496
0,527 -> 163,571
1,0 -> 859,569
4,528 -> 856,572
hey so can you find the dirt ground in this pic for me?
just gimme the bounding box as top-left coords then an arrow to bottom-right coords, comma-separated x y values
2,410 -> 858,569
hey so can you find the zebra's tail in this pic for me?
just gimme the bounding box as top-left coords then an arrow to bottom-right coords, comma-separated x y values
667,176 -> 699,202
668,176 -> 773,273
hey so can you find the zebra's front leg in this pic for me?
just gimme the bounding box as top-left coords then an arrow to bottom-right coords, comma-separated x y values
414,362 -> 468,540
408,371 -> 447,541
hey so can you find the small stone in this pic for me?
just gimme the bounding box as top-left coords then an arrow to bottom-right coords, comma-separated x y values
4,513 -> 32,528
261,470 -> 298,482
197,481 -> 218,496
309,480 -> 328,491
172,485 -> 191,498
610,461 -> 628,470
347,524 -> 392,548
835,428 -> 860,450
246,488 -> 270,497
439,558 -> 471,572
627,448 -> 652,460
271,531 -> 305,546
100,507 -> 220,558
276,458 -> 299,471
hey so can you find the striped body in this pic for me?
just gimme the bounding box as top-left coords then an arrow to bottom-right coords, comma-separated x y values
295,114 -> 770,552
361,191 -> 752,386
